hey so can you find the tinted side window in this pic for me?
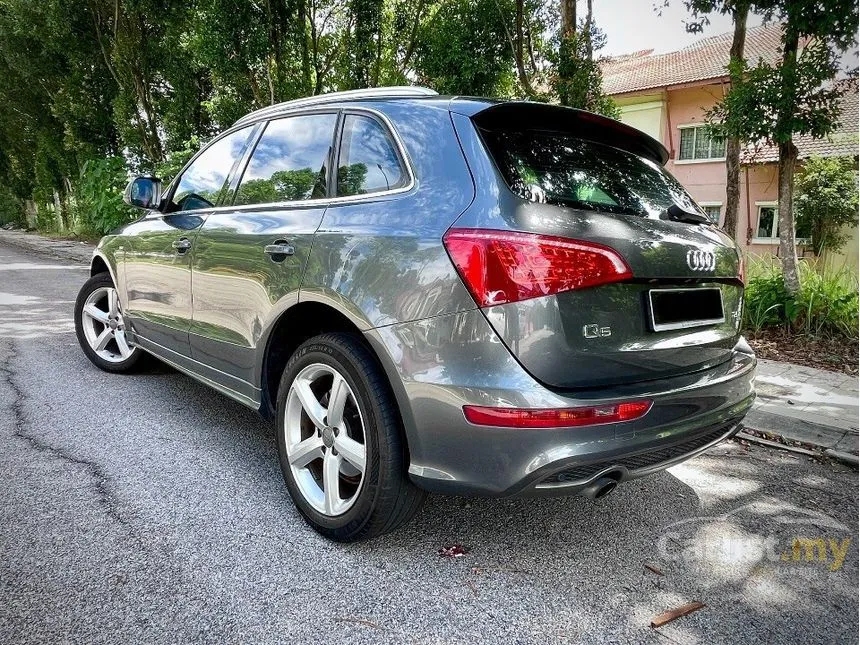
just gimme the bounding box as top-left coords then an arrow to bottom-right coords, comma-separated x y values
337,114 -> 407,197
234,113 -> 336,206
170,127 -> 254,211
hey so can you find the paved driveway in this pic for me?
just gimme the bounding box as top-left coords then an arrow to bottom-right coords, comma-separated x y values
0,240 -> 857,644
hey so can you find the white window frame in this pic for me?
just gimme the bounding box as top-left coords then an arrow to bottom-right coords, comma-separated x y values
752,201 -> 811,245
675,123 -> 727,164
698,201 -> 723,226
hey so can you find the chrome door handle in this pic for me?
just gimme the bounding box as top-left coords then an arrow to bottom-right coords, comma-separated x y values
172,237 -> 192,252
264,242 -> 295,257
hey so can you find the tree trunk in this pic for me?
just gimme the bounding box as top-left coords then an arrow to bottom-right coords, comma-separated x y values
777,139 -> 801,294
723,1 -> 748,240
584,0 -> 593,61
299,0 -> 312,95
561,0 -> 576,37
24,199 -> 37,230
514,0 -> 534,96
52,189 -> 66,232
775,26 -> 801,294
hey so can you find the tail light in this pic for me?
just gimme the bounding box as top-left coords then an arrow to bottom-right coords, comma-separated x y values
462,400 -> 652,428
443,228 -> 632,307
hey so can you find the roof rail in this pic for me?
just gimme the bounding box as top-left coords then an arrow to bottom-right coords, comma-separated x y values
234,86 -> 438,126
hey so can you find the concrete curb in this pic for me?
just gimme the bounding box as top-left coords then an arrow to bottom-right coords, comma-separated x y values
743,407 -> 859,467
0,230 -> 95,264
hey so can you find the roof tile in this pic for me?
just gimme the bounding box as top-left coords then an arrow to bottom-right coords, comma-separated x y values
740,90 -> 859,163
602,23 -> 786,95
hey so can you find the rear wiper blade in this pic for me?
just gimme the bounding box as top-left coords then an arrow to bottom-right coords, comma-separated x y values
659,204 -> 710,225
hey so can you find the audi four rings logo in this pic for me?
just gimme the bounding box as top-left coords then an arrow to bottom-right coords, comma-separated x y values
686,249 -> 716,271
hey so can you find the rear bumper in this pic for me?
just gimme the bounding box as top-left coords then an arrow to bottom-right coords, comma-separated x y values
364,309 -> 756,497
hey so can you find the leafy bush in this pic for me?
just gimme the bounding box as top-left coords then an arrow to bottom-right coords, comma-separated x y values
743,256 -> 858,338
795,155 -> 859,255
72,156 -> 136,236
0,186 -> 25,227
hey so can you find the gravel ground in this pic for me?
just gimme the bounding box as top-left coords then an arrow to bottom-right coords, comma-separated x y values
0,241 -> 857,644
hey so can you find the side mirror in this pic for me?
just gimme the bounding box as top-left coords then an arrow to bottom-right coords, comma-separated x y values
124,176 -> 163,210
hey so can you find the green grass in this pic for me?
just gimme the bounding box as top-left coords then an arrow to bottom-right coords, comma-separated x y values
743,255 -> 859,339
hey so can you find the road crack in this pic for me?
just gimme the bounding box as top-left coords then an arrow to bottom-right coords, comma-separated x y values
0,340 -> 128,526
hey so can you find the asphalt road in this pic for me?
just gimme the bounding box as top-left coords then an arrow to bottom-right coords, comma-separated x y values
0,239 -> 857,645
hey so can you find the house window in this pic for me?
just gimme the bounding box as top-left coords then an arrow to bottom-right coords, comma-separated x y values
699,203 -> 722,225
678,125 -> 726,161
754,203 -> 812,243
756,204 -> 778,240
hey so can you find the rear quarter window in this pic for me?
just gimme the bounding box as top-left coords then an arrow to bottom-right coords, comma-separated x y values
336,114 -> 408,197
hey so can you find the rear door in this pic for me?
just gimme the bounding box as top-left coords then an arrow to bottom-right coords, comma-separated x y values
123,125 -> 256,356
188,111 -> 337,392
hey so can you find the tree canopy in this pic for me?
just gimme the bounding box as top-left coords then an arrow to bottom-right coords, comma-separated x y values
0,0 -> 619,234
705,0 -> 858,292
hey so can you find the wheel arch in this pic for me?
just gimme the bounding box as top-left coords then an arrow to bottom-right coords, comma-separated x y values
90,250 -> 120,288
91,255 -> 109,276
257,301 -> 416,452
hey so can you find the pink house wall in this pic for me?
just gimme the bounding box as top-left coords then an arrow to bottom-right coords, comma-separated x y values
641,84 -> 782,256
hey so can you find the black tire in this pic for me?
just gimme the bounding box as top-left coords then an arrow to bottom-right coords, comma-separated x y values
74,272 -> 146,374
276,332 -> 426,541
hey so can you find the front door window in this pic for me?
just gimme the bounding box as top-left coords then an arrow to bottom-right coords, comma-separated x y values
170,126 -> 255,211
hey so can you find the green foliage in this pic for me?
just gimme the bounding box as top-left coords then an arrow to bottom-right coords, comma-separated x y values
553,28 -> 620,118
235,168 -> 323,204
72,157 -> 136,236
337,163 -> 370,196
414,0 -> 515,96
0,0 -> 624,238
705,0 -> 858,294
744,256 -> 859,338
708,0 -> 858,147
794,156 -> 859,255
154,137 -> 203,184
0,185 -> 25,227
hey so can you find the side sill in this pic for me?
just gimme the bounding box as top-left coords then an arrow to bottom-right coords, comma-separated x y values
131,333 -> 263,412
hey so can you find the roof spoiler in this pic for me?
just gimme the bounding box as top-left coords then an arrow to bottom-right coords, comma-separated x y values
469,102 -> 670,166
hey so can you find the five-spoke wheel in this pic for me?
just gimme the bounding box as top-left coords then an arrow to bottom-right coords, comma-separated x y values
276,333 -> 426,541
80,285 -> 135,363
74,272 -> 144,373
285,363 -> 367,516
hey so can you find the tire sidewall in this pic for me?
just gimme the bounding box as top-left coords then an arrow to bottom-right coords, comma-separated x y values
276,336 -> 388,536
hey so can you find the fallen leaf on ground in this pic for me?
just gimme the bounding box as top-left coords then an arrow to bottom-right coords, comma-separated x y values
643,563 -> 664,576
650,601 -> 706,628
438,544 -> 470,558
333,617 -> 381,629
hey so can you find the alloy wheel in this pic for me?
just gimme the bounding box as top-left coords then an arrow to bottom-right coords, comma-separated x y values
284,363 -> 367,516
80,286 -> 136,363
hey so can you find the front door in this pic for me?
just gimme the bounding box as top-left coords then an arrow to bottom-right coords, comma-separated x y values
189,112 -> 338,393
123,125 -> 256,356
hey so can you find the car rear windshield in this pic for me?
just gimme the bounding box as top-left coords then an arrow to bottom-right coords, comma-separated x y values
479,128 -> 701,218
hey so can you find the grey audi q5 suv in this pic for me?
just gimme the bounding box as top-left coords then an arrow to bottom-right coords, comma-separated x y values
74,86 -> 756,541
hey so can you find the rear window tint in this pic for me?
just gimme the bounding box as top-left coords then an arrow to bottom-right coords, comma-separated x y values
480,129 -> 701,218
